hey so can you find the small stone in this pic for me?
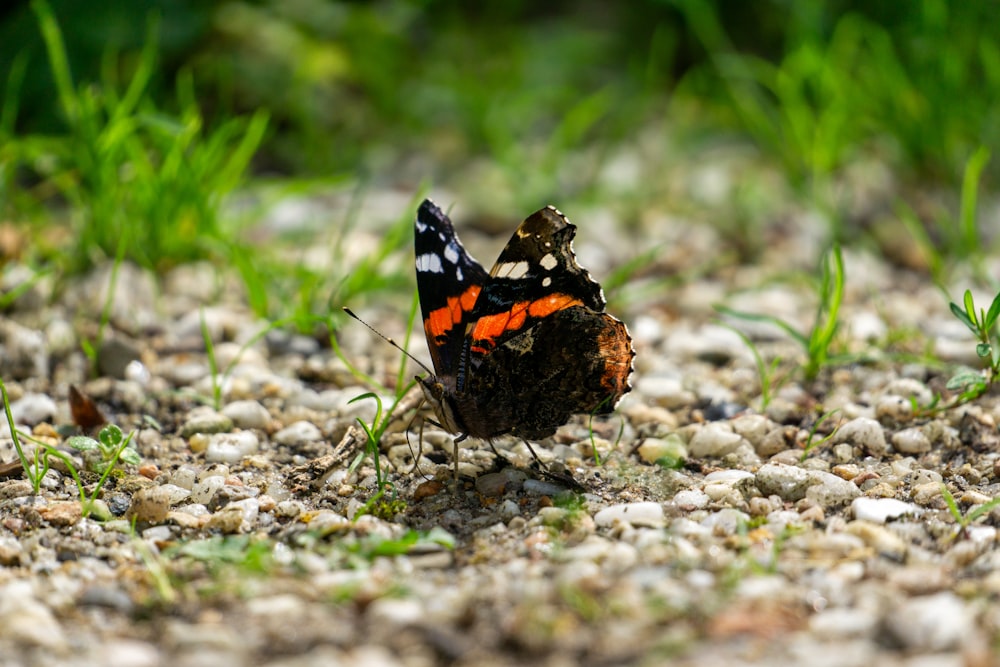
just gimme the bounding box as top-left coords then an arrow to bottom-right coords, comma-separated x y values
0,537 -> 22,565
804,470 -> 860,505
833,417 -> 889,456
522,479 -> 568,496
206,498 -> 259,534
413,480 -> 446,501
911,482 -> 944,506
205,431 -> 260,464
190,476 -> 227,505
221,400 -> 271,430
0,581 -> 65,648
636,435 -> 687,465
891,427 -> 931,454
885,592 -> 972,651
179,407 -> 233,437
672,489 -> 710,510
755,463 -> 814,501
845,521 -> 908,561
475,469 -> 528,496
851,497 -> 922,523
126,486 -> 172,524
808,607 -> 878,639
37,500 -> 82,526
687,423 -> 744,458
98,337 -> 142,379
594,502 -> 664,528
874,395 -> 913,421
10,393 -> 57,426
729,413 -> 773,447
273,420 -> 323,446
138,464 -> 160,480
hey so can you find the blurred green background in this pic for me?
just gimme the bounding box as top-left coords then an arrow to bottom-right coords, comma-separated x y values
0,0 -> 997,319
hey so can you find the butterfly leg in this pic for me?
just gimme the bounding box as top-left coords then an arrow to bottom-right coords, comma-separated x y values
520,439 -> 584,492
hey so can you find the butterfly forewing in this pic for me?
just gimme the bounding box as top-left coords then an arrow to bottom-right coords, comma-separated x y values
414,199 -> 489,378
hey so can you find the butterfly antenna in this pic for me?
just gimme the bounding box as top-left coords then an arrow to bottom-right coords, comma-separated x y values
342,307 -> 434,375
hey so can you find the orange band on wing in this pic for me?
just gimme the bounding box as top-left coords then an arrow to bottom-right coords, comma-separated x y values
425,285 -> 481,339
471,294 -> 583,351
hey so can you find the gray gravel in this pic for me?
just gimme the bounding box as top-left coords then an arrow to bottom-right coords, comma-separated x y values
2,189 -> 1000,667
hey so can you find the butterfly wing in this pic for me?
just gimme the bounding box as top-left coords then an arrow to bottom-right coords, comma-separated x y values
467,205 -> 607,357
414,199 -> 490,378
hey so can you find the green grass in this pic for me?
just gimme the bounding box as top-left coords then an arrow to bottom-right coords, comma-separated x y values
2,0 -> 267,276
716,245 -> 845,382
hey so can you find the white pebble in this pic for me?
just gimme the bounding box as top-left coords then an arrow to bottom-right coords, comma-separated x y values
273,420 -> 323,446
221,400 -> 271,430
594,502 -> 664,528
885,592 -> 972,651
205,431 -> 260,463
687,423 -> 744,458
851,497 -> 922,524
891,427 -> 931,454
833,417 -> 888,456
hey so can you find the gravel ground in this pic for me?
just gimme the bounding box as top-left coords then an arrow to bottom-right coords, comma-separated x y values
2,187 -> 1000,667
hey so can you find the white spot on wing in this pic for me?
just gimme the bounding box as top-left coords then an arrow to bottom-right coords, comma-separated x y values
415,218 -> 427,233
456,265 -> 463,281
542,276 -> 552,287
416,253 -> 444,273
539,253 -> 558,270
495,261 -> 530,279
444,241 -> 460,265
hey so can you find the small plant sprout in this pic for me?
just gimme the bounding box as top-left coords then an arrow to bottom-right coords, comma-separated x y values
946,289 -> 1000,403
800,409 -> 841,461
2,379 -> 139,518
940,483 -> 1000,541
720,323 -> 786,410
67,424 -> 142,474
717,245 -> 845,382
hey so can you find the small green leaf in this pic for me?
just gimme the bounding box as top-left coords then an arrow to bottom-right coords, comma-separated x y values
67,436 -> 99,451
949,301 -> 976,333
976,342 -> 992,358
946,370 -> 986,392
963,290 -> 979,328
99,424 -> 123,448
986,292 -> 1000,330
118,447 -> 142,465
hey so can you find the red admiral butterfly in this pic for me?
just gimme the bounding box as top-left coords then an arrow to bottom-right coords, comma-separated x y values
414,199 -> 634,446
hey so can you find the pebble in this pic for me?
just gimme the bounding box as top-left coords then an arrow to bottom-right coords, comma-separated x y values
273,420 -> 323,446
38,500 -> 83,526
205,431 -> 261,463
851,497 -> 922,523
179,407 -> 234,437
10,392 -> 57,426
755,462 -> 815,501
805,470 -> 861,505
206,498 -> 259,533
687,423 -> 744,458
891,427 -> 932,454
190,476 -> 227,505
845,521 -> 909,561
673,489 -> 710,509
833,417 -> 889,456
0,580 -> 66,648
594,502 -> 665,528
0,320 -> 48,379
126,486 -> 173,524
636,435 -> 687,465
885,592 -> 972,651
221,400 -> 272,429
522,479 -> 568,496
